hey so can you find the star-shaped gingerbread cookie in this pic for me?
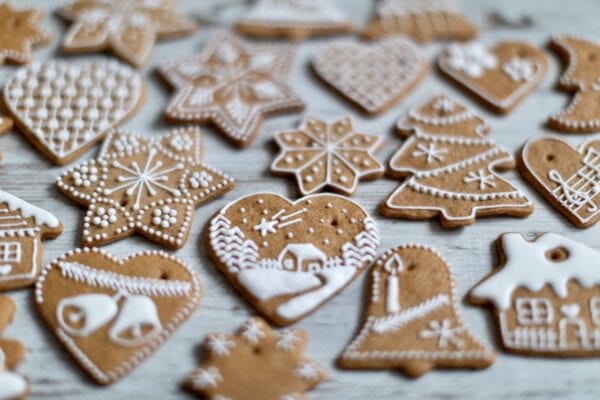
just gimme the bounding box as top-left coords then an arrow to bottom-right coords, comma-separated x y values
159,30 -> 304,148
184,317 -> 326,399
57,0 -> 196,68
56,127 -> 235,249
0,2 -> 50,65
271,115 -> 384,196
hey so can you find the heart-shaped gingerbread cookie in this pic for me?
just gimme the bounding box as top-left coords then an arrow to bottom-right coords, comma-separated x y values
3,61 -> 144,165
520,137 -> 600,227
207,192 -> 380,326
438,42 -> 547,114
312,37 -> 426,115
35,248 -> 202,385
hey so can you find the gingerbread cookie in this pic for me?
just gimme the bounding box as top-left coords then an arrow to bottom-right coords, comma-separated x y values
35,248 -> 202,384
57,128 -> 235,249
3,60 -> 144,165
158,30 -> 304,148
57,0 -> 196,68
184,317 -> 326,399
438,41 -> 548,114
0,190 -> 62,291
339,245 -> 494,377
271,115 -> 384,196
0,2 -> 50,65
311,37 -> 427,115
234,0 -> 352,40
207,192 -> 380,326
519,136 -> 600,228
0,296 -> 28,399
547,35 -> 600,132
362,0 -> 477,42
470,232 -> 600,356
380,95 -> 533,228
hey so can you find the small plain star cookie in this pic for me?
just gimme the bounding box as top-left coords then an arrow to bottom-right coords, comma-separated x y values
184,317 -> 326,399
271,115 -> 384,196
0,2 -> 50,65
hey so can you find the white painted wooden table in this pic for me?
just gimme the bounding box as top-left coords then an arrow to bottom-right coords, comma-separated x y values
4,0 -> 600,398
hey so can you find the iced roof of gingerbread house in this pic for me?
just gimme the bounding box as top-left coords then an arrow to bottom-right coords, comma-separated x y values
0,190 -> 60,229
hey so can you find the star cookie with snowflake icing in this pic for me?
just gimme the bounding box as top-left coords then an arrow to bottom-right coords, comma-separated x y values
57,0 -> 196,68
272,115 -> 384,196
158,30 -> 304,148
0,2 -> 50,65
56,127 -> 235,249
184,317 -> 326,399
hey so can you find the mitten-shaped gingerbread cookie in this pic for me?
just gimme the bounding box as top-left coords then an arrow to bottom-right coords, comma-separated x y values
338,246 -> 494,377
0,296 -> 28,399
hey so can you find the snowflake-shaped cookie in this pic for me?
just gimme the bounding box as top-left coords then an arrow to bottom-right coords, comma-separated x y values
0,3 -> 50,65
184,317 -> 326,399
57,0 -> 196,67
159,30 -> 304,148
271,116 -> 384,196
56,127 -> 235,249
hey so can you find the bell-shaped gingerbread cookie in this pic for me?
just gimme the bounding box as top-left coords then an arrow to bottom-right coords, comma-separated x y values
338,245 -> 494,377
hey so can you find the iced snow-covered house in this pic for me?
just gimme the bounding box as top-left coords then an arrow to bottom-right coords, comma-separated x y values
277,244 -> 327,272
470,232 -> 600,355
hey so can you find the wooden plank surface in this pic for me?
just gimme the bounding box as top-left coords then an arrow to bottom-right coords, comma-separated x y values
4,0 -> 600,398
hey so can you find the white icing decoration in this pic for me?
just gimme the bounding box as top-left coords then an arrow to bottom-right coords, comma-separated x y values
276,329 -> 300,351
293,362 -> 322,381
252,208 -> 307,237
92,206 -> 117,227
237,268 -> 321,301
502,57 -> 536,82
463,169 -> 496,190
411,143 -> 447,164
445,43 -> 497,78
0,189 -> 59,228
205,333 -> 236,356
189,367 -> 222,389
377,0 -> 459,17
152,206 -> 178,229
189,171 -> 213,189
73,166 -> 98,187
0,358 -> 28,400
419,319 -> 464,349
241,319 -> 265,344
383,254 -> 403,314
240,0 -> 349,26
432,97 -> 455,114
169,133 -> 193,152
371,294 -> 450,334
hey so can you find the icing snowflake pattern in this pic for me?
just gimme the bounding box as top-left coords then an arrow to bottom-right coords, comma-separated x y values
463,169 -> 496,190
412,143 -> 447,164
189,367 -> 223,389
92,206 -> 117,227
241,318 -> 266,344
57,128 -> 235,248
169,133 -> 194,152
272,116 -> 384,196
58,0 -> 196,67
446,43 -> 497,78
276,329 -> 301,351
205,333 -> 236,356
159,30 -> 303,147
419,319 -> 465,349
502,57 -> 536,82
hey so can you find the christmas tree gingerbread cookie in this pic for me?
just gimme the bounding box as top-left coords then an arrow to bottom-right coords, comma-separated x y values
57,0 -> 196,68
0,2 -> 50,65
35,248 -> 203,384
57,128 -> 234,249
158,30 -> 304,148
338,245 -> 494,377
362,0 -> 477,42
312,37 -> 427,115
438,41 -> 548,114
470,232 -> 600,356
184,317 -> 326,399
0,296 -> 28,399
380,95 -> 533,228
234,0 -> 352,40
207,192 -> 380,326
547,35 -> 600,132
271,115 -> 384,196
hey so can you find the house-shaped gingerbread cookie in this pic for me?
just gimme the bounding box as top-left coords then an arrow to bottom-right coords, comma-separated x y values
470,232 -> 600,356
0,190 -> 62,291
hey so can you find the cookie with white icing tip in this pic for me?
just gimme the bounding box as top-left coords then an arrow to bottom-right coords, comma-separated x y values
3,60 -> 144,165
184,317 -> 326,399
0,2 -> 50,65
339,245 -> 494,377
380,94 -> 533,228
234,0 -> 352,40
362,0 -> 477,42
519,136 -> 600,228
158,30 -> 304,148
0,190 -> 62,291
56,128 -> 235,249
207,192 -> 380,326
57,0 -> 196,68
271,115 -> 384,196
547,35 -> 600,132
35,248 -> 202,385
311,37 -> 427,115
470,232 -> 600,357
0,296 -> 28,400
438,41 -> 548,114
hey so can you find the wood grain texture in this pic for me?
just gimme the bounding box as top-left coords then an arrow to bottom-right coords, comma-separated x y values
3,0 -> 600,398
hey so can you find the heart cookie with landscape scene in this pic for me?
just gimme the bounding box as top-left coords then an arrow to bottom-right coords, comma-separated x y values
35,248 -> 202,385
207,193 -> 380,326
